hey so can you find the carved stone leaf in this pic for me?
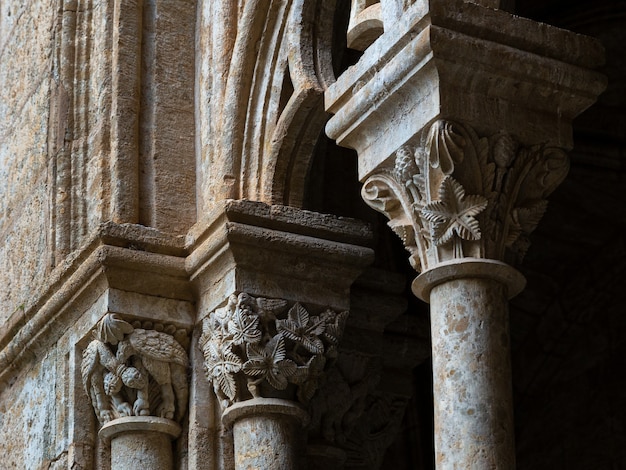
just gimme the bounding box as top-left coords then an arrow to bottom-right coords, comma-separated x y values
427,120 -> 465,174
270,362 -> 296,389
295,354 -> 326,404
505,218 -> 522,247
321,310 -> 349,345
276,303 -> 325,354
421,176 -> 488,245
389,223 -> 415,249
253,297 -> 289,321
206,341 -> 242,401
243,336 -> 296,390
227,308 -> 262,346
516,200 -> 548,232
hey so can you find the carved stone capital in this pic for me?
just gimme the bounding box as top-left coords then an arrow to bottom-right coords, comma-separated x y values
361,119 -> 569,270
81,314 -> 190,426
200,293 -> 348,410
325,0 -> 605,275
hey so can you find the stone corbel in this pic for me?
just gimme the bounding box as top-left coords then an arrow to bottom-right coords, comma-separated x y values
325,1 -> 606,467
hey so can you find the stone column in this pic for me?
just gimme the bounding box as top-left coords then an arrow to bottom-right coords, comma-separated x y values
199,293 -> 350,470
223,398 -> 308,470
99,416 -> 181,469
325,1 -> 606,468
414,260 -> 525,467
188,200 -> 374,469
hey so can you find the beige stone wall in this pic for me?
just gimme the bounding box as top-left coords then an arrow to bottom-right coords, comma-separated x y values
0,347 -> 60,468
0,1 -> 55,325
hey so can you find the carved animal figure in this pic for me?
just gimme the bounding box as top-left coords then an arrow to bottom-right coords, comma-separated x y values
84,314 -> 189,422
81,338 -> 146,423
116,327 -> 189,420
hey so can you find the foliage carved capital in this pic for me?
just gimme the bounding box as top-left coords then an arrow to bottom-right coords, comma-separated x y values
362,119 -> 569,271
81,315 -> 190,425
200,293 -> 348,409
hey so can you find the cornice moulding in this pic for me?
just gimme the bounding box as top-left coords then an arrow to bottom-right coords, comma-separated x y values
0,223 -> 192,391
0,203 -> 375,390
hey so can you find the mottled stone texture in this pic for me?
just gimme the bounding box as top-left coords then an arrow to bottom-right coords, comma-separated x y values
0,348 -> 60,468
110,431 -> 173,469
0,0 -> 617,468
0,0 -> 55,325
430,278 -> 515,469
223,399 -> 308,470
100,416 -> 181,469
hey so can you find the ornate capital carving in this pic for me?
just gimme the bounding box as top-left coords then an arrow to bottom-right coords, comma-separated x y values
200,293 -> 348,409
362,119 -> 569,271
81,314 -> 190,425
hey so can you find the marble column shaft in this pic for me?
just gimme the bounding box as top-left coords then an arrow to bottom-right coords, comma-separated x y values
429,277 -> 514,468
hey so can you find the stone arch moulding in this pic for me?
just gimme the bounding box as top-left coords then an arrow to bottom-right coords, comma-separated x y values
201,0 -> 338,209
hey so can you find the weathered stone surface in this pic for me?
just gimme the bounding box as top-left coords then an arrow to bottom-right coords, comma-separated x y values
0,0 -> 617,469
325,1 -> 606,469
223,398 -> 308,470
0,348 -> 59,468
0,0 -> 55,326
100,416 -> 181,469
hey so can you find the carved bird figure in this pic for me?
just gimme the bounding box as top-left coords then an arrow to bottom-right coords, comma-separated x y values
116,324 -> 189,421
94,314 -> 189,421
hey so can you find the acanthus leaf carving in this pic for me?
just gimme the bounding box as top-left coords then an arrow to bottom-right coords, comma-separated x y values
81,314 -> 190,425
200,293 -> 348,409
361,119 -> 570,270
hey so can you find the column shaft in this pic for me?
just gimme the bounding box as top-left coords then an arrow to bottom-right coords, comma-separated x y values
224,398 -> 308,470
110,430 -> 174,469
99,416 -> 182,470
233,415 -> 301,469
430,278 -> 515,469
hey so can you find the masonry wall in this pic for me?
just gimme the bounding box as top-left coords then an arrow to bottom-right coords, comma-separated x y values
0,1 -> 55,325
